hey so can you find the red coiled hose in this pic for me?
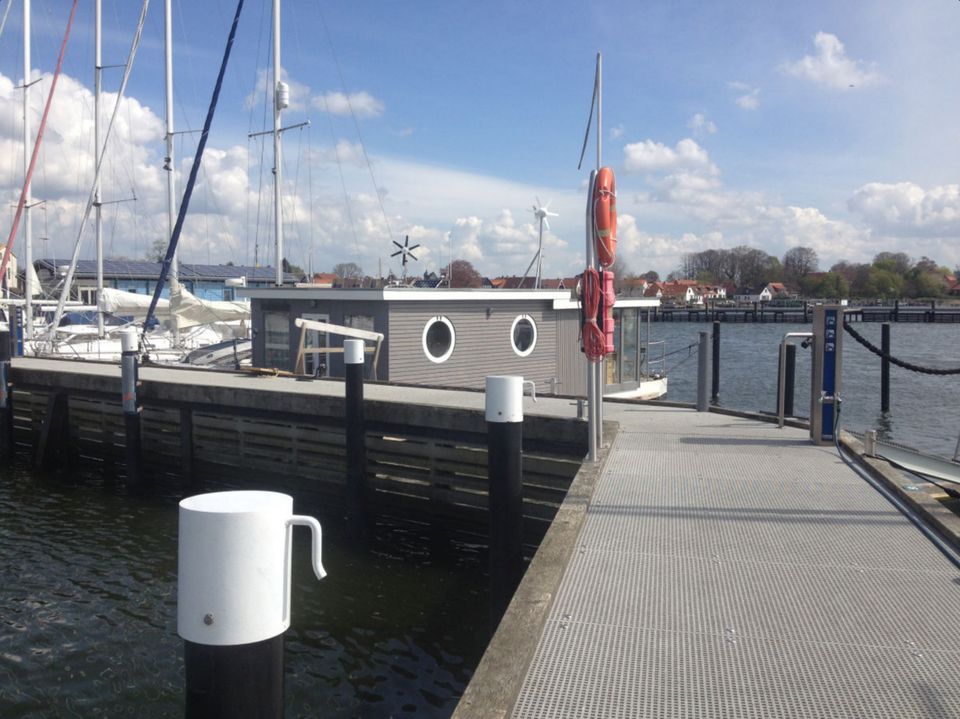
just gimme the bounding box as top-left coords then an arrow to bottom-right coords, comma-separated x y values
580,268 -> 605,363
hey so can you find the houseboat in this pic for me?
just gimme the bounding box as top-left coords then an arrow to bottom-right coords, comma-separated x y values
241,285 -> 667,399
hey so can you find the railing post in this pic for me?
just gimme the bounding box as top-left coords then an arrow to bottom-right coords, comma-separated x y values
120,329 -> 143,488
178,490 -> 326,719
881,323 -> 890,413
344,339 -> 367,538
0,329 -> 13,460
486,375 -> 526,627
696,331 -> 709,412
711,321 -> 720,404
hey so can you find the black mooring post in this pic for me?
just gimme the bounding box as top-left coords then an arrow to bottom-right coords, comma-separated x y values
784,344 -> 796,418
486,375 -> 525,628
711,321 -> 720,404
184,637 -> 284,719
0,330 -> 13,460
344,339 -> 368,537
881,322 -> 891,413
120,330 -> 143,488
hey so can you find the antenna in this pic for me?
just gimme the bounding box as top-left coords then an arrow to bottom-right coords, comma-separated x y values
521,197 -> 558,288
390,235 -> 420,283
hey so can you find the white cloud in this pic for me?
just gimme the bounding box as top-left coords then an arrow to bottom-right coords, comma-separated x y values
728,81 -> 760,110
688,113 -> 717,139
623,138 -> 716,174
781,32 -> 881,89
312,91 -> 385,118
610,124 -> 625,140
848,182 -> 960,237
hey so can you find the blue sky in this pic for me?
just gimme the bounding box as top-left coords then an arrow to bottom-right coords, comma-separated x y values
2,0 -> 960,281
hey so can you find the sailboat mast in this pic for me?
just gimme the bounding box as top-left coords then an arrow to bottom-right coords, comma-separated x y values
23,0 -> 32,338
95,0 -> 104,337
164,0 -> 178,341
272,0 -> 283,286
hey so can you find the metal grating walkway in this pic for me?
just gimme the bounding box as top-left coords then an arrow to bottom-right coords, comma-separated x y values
513,408 -> 960,718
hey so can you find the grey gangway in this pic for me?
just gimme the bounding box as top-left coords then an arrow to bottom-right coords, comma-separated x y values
463,403 -> 960,718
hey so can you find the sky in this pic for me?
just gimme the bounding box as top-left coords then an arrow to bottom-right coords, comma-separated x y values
1,0 -> 960,282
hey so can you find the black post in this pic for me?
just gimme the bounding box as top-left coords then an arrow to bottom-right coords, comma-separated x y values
711,321 -> 720,404
0,330 -> 13,460
784,344 -> 796,418
486,376 -> 525,628
184,638 -> 284,719
120,330 -> 143,488
881,322 -> 890,413
344,339 -> 368,537
893,299 -> 899,322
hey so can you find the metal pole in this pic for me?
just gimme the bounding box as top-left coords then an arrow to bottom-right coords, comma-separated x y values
594,53 -> 603,448
344,339 -> 367,538
120,329 -> 142,487
486,375 -> 525,627
23,0 -> 33,340
0,329 -> 13,459
711,320 -> 720,403
584,170 -> 597,463
881,322 -> 890,413
95,0 -> 104,338
272,0 -> 283,286
696,331 -> 709,412
178,490 -> 326,719
164,0 -> 179,343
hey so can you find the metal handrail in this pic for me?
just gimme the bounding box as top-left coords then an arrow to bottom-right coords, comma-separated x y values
777,332 -> 813,428
644,339 -> 666,378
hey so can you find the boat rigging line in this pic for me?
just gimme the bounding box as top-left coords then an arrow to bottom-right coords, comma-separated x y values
143,0 -> 246,341
843,322 -> 960,375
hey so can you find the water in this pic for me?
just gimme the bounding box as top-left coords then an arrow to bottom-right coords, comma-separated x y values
0,467 -> 489,718
650,321 -> 960,457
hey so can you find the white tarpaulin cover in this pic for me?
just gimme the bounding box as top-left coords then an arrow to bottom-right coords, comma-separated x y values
170,285 -> 249,330
98,287 -> 171,319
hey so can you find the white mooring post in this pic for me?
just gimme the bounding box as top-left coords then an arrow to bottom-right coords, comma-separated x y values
178,490 -> 326,718
486,376 -> 535,627
120,329 -> 143,486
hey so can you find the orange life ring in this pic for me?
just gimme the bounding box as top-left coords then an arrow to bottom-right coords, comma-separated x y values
593,167 -> 617,267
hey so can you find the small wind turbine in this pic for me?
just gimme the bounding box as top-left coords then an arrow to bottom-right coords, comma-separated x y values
391,235 -> 420,284
521,197 -> 558,288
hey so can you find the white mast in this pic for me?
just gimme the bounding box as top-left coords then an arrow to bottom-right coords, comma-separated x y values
95,0 -> 104,337
272,0 -> 284,286
22,0 -> 32,338
164,0 -> 178,340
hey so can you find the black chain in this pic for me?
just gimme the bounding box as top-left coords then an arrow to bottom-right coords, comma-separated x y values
661,341 -> 700,360
842,322 -> 960,375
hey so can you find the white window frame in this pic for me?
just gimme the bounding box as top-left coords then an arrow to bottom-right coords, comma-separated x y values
510,314 -> 537,357
422,315 -> 455,363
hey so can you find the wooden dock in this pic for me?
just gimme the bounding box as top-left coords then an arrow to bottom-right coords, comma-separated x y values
457,403 -> 960,718
7,357 -> 586,545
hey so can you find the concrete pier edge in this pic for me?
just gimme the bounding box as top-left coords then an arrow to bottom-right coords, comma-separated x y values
453,420 -> 618,719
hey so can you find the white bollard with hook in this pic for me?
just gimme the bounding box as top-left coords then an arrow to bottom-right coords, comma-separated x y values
178,490 -> 326,716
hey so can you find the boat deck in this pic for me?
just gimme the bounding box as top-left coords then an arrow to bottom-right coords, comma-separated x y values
460,403 -> 960,718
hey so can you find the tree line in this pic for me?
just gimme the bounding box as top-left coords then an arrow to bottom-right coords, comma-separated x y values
658,247 -> 957,299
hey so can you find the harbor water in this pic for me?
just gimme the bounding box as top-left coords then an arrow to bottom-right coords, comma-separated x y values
652,321 -> 960,457
0,467 -> 490,718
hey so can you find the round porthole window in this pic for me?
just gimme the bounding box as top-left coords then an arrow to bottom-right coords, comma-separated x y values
422,316 -> 455,363
511,314 -> 537,357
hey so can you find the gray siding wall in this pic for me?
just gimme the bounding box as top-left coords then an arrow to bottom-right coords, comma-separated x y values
557,309 -> 588,396
387,300 -> 559,391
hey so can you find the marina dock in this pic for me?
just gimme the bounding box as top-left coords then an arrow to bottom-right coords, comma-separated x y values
7,358 -> 960,717
458,403 -> 960,718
